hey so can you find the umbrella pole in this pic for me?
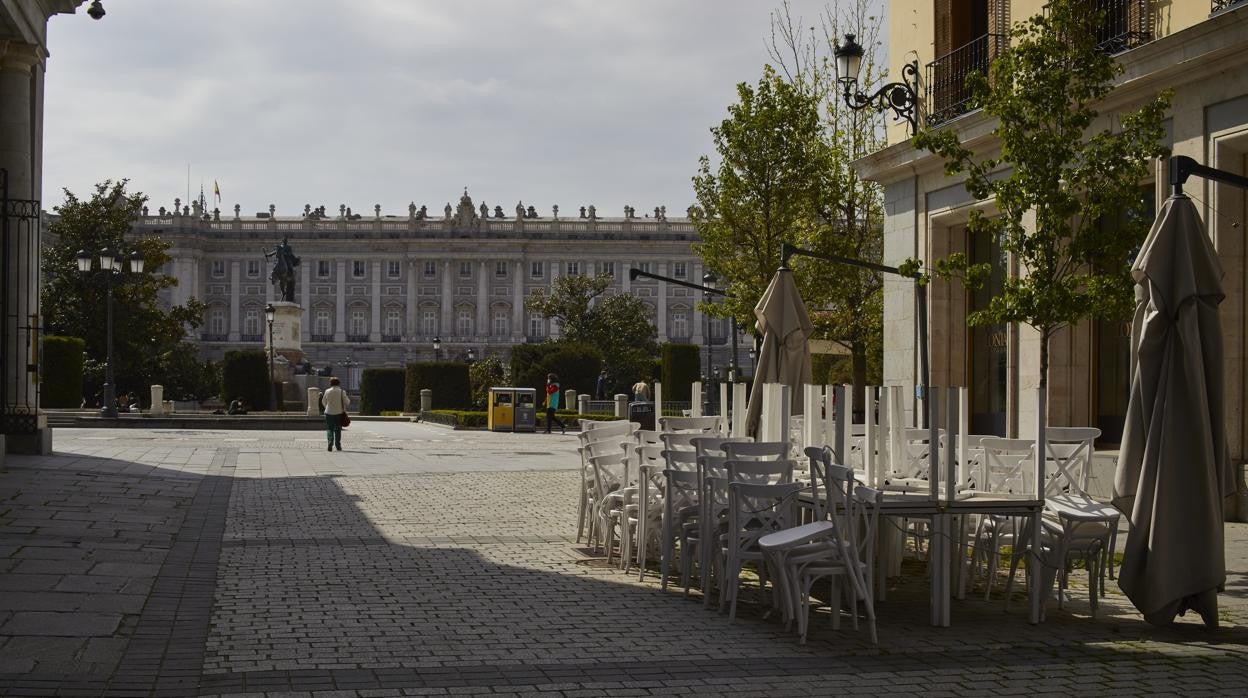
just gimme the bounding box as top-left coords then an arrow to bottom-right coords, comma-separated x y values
917,283 -> 930,429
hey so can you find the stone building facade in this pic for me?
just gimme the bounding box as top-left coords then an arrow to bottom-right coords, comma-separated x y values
126,190 -> 738,388
857,0 -> 1248,468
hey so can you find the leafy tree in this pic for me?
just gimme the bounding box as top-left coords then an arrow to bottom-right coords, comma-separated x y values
907,0 -> 1171,394
468,354 -> 508,409
41,180 -> 209,402
524,272 -> 658,389
767,0 -> 887,390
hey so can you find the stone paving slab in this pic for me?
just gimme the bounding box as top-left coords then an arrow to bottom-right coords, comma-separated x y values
2,423 -> 1247,696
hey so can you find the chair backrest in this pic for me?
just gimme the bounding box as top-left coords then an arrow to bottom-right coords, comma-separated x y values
580,419 -> 639,436
727,481 -> 805,552
803,445 -> 854,521
724,441 -> 788,461
659,415 -> 723,434
662,448 -> 699,473
850,484 -> 883,577
633,429 -> 664,448
726,458 -> 794,487
979,437 -> 1036,495
660,432 -> 702,452
588,451 -> 628,498
1044,427 -> 1100,497
895,427 -> 946,481
690,436 -> 753,460
664,469 -> 701,518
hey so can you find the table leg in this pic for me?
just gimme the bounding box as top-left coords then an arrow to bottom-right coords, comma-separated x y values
1029,510 -> 1042,624
637,475 -> 648,581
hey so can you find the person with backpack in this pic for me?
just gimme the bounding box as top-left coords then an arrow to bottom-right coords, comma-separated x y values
321,377 -> 350,451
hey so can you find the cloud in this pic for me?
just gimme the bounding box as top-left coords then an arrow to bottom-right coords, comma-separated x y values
41,0 -> 867,216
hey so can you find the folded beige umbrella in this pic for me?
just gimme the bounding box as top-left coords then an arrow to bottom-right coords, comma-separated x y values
744,267 -> 813,438
1113,194 -> 1233,628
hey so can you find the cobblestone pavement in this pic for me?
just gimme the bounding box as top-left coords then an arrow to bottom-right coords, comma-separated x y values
2,422 -> 1248,696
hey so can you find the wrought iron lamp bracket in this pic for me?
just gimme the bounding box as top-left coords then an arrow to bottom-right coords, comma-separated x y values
842,60 -> 920,135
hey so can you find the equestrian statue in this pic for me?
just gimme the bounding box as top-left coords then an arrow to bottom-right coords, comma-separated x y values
265,236 -> 301,302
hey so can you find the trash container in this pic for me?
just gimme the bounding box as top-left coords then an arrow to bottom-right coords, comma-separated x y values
629,401 -> 656,431
488,387 -> 515,432
514,388 -> 537,432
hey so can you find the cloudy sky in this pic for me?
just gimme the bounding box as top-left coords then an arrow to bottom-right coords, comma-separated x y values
41,0 -> 881,219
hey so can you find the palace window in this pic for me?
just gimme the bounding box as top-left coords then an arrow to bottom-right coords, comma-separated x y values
528,314 -> 545,338
352,261 -> 366,278
530,261 -> 544,279
424,261 -> 437,277
459,262 -> 472,278
565,261 -> 580,277
210,260 -> 225,278
315,309 -> 332,336
637,262 -> 651,274
209,307 -> 226,335
673,262 -> 687,279
601,261 -> 614,277
246,260 -> 260,278
387,261 -> 401,278
492,310 -> 509,336
350,309 -> 367,337
243,308 -> 259,337
385,309 -> 401,337
671,311 -> 688,339
421,309 -> 437,336
456,309 -> 473,335
317,260 -> 331,278
495,261 -> 508,278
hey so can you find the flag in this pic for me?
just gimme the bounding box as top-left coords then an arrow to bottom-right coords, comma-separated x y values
213,180 -> 221,202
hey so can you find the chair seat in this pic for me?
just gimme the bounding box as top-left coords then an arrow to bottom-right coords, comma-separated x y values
758,521 -> 837,552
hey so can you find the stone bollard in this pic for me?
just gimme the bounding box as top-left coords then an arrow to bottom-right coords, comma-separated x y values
164,400 -> 174,414
420,388 -> 433,413
149,385 -> 165,415
565,390 -> 577,412
577,394 -> 590,415
306,387 -> 321,417
614,393 -> 629,418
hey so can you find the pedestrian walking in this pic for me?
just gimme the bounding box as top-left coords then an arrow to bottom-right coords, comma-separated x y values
595,370 -> 609,400
544,373 -> 566,434
322,377 -> 350,451
632,379 -> 651,402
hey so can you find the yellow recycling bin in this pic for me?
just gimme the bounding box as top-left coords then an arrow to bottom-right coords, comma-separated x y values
488,387 -> 516,432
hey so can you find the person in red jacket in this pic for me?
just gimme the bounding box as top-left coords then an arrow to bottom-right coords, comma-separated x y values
544,373 -> 566,434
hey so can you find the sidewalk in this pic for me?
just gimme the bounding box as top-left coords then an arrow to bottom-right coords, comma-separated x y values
2,423 -> 1247,696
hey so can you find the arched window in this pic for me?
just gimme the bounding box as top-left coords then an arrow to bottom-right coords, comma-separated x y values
528,314 -> 544,338
421,308 -> 437,336
385,308 -> 401,337
350,310 -> 367,338
314,309 -> 332,337
671,311 -> 688,339
492,309 -> 509,336
456,309 -> 473,336
209,307 -> 226,336
243,307 -> 259,337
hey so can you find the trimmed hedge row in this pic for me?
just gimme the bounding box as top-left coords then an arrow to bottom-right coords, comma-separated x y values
661,343 -> 700,400
404,362 -> 471,411
359,367 -> 406,415
222,351 -> 269,411
42,335 -> 86,408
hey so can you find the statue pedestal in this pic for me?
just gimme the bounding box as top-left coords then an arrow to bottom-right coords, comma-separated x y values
265,301 -> 304,365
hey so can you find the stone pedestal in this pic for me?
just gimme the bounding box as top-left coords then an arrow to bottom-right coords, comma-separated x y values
266,301 -> 304,365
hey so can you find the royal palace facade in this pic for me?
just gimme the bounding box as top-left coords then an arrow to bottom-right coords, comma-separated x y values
121,190 -> 734,388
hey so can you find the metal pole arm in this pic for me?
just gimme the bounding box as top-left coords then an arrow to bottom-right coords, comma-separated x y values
780,243 -> 914,278
1170,155 -> 1248,196
628,267 -> 726,296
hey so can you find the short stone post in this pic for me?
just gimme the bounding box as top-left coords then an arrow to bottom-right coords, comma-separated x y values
420,388 -> 433,413
565,390 -> 577,412
577,394 -> 590,415
149,385 -> 165,415
614,393 -> 629,418
306,387 -> 321,417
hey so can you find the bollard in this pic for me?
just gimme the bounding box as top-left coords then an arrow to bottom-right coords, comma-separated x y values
149,385 -> 165,415
420,388 -> 433,413
577,394 -> 590,415
306,387 -> 321,417
614,393 -> 629,418
565,390 -> 577,412
164,400 -> 174,414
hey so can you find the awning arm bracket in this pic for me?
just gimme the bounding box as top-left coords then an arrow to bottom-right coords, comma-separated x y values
1170,155 -> 1248,197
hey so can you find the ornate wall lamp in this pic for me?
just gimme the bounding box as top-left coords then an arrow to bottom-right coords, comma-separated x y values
834,33 -> 920,136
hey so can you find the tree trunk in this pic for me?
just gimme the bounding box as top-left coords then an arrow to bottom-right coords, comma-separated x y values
852,341 -> 867,423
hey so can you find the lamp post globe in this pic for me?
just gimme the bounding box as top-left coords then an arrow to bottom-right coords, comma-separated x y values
834,33 -> 865,87
432,335 -> 441,360
78,246 -> 144,418
265,303 -> 276,411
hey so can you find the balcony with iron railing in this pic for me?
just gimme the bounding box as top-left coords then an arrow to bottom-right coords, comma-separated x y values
310,333 -> 334,343
345,334 -> 369,343
1213,0 -> 1247,12
380,334 -> 402,343
1086,0 -> 1152,55
201,333 -> 228,342
924,33 -> 1006,126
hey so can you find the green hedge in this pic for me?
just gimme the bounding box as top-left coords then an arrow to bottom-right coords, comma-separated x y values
422,409 -> 487,428
661,343 -> 700,400
404,362 -> 472,411
359,367 -> 406,415
511,342 -> 603,397
222,350 -> 269,411
42,335 -> 86,408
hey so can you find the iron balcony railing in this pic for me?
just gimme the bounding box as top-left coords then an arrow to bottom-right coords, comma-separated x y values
380,334 -> 402,343
240,333 -> 262,342
201,333 -> 228,342
925,33 -> 1006,126
1089,0 -> 1152,55
1212,0 -> 1246,12
345,334 -> 369,343
310,333 -> 334,343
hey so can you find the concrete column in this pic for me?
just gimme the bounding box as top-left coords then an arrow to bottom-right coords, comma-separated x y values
621,260 -> 631,293
476,261 -> 488,337
440,260 -> 453,337
228,260 -> 241,341
370,260 -> 382,341
512,261 -> 524,339
0,42 -> 41,199
405,260 -> 417,340
691,261 -> 704,346
334,260 -> 346,341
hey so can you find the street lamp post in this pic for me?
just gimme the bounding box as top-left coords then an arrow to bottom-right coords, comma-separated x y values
834,33 -> 921,136
265,303 -> 276,411
76,247 -> 144,418
702,271 -> 717,416
466,347 -> 476,364
432,335 -> 441,360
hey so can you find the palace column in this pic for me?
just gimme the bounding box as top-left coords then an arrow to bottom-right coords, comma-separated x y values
299,258 -> 310,342
405,259 -> 417,340
228,260 -> 241,341
370,260 -> 382,342
655,262 -> 668,340
511,260 -> 524,340
334,260 -> 346,342
476,261 -> 488,338
440,260 -> 453,337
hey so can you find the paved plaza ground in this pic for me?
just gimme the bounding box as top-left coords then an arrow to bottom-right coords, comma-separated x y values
2,422 -> 1248,696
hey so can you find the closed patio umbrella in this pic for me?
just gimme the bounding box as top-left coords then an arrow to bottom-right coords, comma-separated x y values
744,267 -> 812,437
1113,193 -> 1233,628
